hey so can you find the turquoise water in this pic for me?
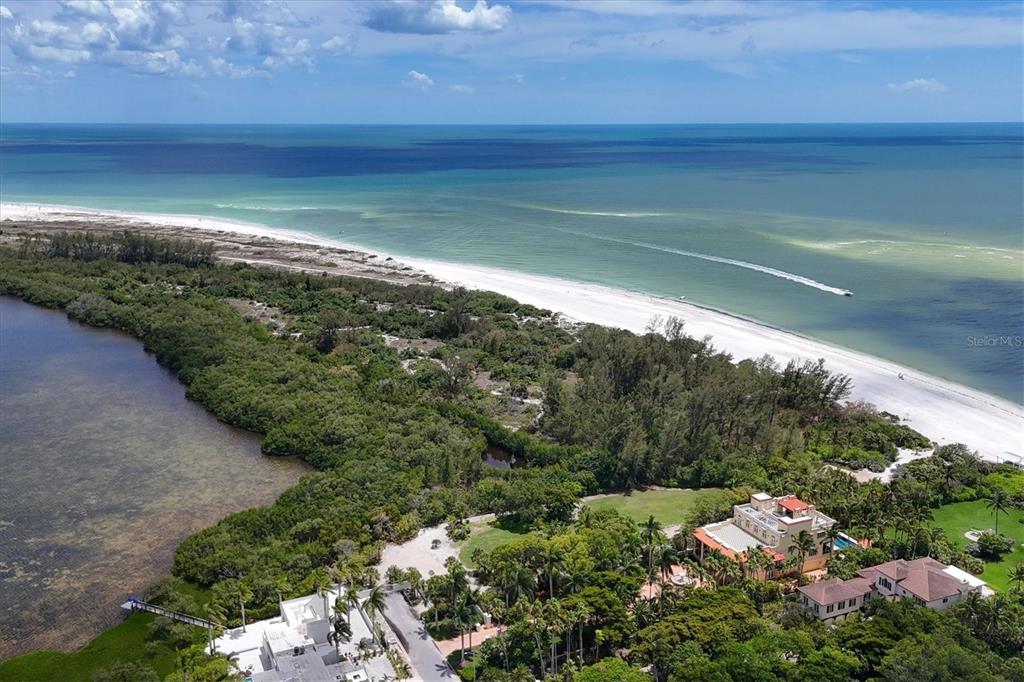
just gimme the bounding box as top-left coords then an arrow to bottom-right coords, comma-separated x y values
1,123 -> 1021,402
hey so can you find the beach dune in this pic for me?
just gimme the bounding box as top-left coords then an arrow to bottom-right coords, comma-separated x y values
3,202 -> 1021,466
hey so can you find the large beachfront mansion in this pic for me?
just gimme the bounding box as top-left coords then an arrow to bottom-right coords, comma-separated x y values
694,492 -> 846,576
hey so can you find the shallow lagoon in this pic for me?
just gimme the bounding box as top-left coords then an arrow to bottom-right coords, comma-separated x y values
0,297 -> 306,658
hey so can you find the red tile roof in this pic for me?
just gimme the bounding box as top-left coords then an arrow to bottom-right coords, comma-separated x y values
778,497 -> 810,513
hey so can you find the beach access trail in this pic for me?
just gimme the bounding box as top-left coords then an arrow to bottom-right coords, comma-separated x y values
3,202 -> 1021,466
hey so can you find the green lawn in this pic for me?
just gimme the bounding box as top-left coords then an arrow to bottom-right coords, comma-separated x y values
583,488 -> 722,527
459,520 -> 528,568
932,499 -> 1024,592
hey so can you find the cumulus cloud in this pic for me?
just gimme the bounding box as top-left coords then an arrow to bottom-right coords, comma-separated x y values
322,34 -> 354,55
403,69 -> 434,89
208,56 -> 261,79
510,72 -> 524,84
0,63 -> 77,88
886,77 -> 949,93
5,0 -> 196,75
0,5 -> 13,20
448,83 -> 474,93
207,0 -> 313,28
366,0 -> 510,35
213,5 -> 315,71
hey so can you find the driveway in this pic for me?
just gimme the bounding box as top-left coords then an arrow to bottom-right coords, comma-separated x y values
383,592 -> 455,680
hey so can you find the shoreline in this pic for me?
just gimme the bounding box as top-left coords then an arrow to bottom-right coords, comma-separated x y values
2,201 -> 1021,466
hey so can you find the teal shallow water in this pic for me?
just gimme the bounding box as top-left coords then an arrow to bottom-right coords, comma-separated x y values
1,123 -> 1021,402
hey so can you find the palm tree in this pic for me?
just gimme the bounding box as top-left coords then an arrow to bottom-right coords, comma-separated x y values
788,530 -> 816,576
743,548 -> 774,581
525,599 -> 548,676
641,515 -> 664,576
445,558 -> 469,604
576,505 -> 598,530
235,583 -> 253,633
1008,563 -> 1024,593
541,545 -> 564,599
343,584 -> 361,626
824,525 -> 841,554
327,565 -> 347,610
362,586 -> 387,633
329,617 -> 352,657
543,599 -> 567,675
987,491 -> 1010,535
657,544 -> 677,582
469,589 -> 484,648
203,601 -> 227,654
571,602 -> 591,667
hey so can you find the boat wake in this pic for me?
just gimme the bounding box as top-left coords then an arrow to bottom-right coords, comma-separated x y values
213,203 -> 328,212
559,229 -> 854,297
520,204 -> 667,218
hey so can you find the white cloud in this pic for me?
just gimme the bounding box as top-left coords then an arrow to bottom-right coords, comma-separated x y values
366,0 -> 510,35
207,0 -> 313,28
322,34 -> 353,55
218,12 -> 315,70
448,83 -> 474,93
403,69 -> 434,89
886,77 -> 949,93
208,56 -> 260,78
511,72 -> 524,84
57,0 -> 112,21
0,63 -> 77,88
0,5 -> 13,20
5,1 -> 197,74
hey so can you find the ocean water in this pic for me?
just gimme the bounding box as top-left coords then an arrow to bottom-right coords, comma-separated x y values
1,123 -> 1021,403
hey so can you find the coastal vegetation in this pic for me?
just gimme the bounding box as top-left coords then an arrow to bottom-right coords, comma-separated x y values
1,231 -> 1021,681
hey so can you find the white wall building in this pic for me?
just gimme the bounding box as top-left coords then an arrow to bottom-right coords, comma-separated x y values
215,587 -> 397,682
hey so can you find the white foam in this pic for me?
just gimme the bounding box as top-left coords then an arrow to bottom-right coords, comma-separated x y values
520,205 -> 667,218
560,228 -> 854,296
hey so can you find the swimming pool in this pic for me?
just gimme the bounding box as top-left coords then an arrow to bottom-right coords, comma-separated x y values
833,534 -> 857,551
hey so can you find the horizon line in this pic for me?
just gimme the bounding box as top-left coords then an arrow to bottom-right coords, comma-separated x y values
2,120 -> 1022,126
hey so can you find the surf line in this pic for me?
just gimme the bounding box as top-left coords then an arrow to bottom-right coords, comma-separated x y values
559,228 -> 853,297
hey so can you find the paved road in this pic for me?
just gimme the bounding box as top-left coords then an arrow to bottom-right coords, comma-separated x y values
383,592 -> 455,680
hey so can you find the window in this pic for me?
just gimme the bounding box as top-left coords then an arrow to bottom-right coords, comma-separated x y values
837,600 -> 845,609
943,597 -> 948,603
826,604 -> 834,614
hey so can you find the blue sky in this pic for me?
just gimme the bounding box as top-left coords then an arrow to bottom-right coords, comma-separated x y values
0,0 -> 1021,123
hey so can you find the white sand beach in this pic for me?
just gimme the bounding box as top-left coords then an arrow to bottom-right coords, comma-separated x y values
3,202 -> 1022,466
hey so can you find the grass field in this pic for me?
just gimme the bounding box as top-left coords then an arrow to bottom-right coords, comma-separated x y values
458,521 -> 528,568
932,499 -> 1024,592
456,488 -> 722,568
583,488 -> 722,527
